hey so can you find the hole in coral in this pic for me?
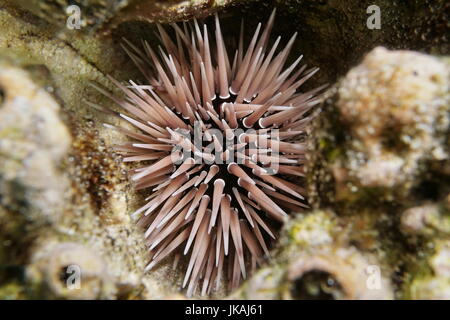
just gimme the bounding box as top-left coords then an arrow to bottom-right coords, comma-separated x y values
58,265 -> 73,286
0,86 -> 5,107
290,271 -> 344,300
380,127 -> 409,155
413,179 -> 440,201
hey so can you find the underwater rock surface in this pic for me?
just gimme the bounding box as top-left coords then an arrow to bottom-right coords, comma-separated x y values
0,0 -> 448,299
308,48 -> 449,299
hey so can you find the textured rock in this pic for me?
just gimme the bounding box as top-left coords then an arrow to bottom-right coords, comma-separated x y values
338,47 -> 448,192
0,61 -> 71,223
26,242 -> 114,299
409,240 -> 450,299
309,47 -> 449,207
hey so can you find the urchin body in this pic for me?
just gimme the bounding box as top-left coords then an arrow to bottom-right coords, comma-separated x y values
97,11 -> 323,296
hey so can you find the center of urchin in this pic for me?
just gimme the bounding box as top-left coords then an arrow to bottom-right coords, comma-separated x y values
94,10 -> 324,297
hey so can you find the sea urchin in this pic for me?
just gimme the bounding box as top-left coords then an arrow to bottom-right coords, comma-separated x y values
93,10 -> 324,297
